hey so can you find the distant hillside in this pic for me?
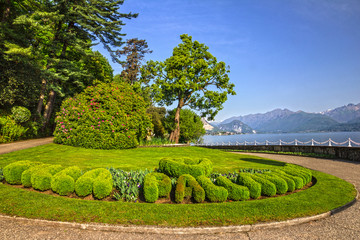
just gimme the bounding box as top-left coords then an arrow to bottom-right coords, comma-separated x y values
256,111 -> 338,133
322,103 -> 360,123
217,120 -> 254,134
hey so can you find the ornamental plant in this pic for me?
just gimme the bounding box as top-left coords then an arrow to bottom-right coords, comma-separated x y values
53,82 -> 152,149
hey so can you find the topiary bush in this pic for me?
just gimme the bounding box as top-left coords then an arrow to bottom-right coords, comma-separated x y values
175,174 -> 205,203
143,172 -> 172,203
215,176 -> 250,201
75,168 -> 112,199
21,164 -> 49,187
3,161 -> 37,184
31,165 -> 63,191
237,173 -> 261,199
273,169 -> 304,189
249,174 -> 277,197
11,106 -> 31,123
53,82 -> 152,149
159,157 -> 213,178
51,166 -> 82,196
268,172 -> 295,192
196,175 -> 228,202
258,173 -> 288,195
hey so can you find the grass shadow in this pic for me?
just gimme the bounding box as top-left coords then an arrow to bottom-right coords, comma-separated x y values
239,156 -> 286,167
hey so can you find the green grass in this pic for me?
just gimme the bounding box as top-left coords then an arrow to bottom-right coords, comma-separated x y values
0,144 -> 356,226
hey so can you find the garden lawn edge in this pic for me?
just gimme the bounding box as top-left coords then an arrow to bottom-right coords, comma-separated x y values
0,170 -> 356,228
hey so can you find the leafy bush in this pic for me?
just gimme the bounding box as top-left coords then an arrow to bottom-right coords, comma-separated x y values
258,173 -> 288,195
159,157 -> 213,178
268,172 -> 295,192
237,173 -> 261,199
196,175 -> 228,202
3,161 -> 36,184
0,116 -> 28,143
51,166 -> 82,196
0,169 -> 4,182
21,164 -> 49,187
175,174 -> 205,203
282,165 -> 312,185
143,172 -> 172,203
249,174 -> 276,197
110,168 -> 151,202
11,106 -> 31,123
215,176 -> 250,201
54,82 -> 153,149
75,168 -> 112,199
272,169 -> 304,189
31,165 -> 63,191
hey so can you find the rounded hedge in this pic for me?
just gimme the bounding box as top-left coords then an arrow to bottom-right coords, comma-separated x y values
75,177 -> 93,197
53,82 -> 152,149
51,174 -> 75,196
196,175 -> 228,202
216,176 -> 250,201
75,168 -> 113,199
175,174 -> 205,203
11,106 -> 31,123
3,161 -> 37,185
143,172 -> 172,203
237,173 -> 261,199
250,174 -> 276,197
31,165 -> 63,191
159,157 -> 213,178
21,164 -> 49,187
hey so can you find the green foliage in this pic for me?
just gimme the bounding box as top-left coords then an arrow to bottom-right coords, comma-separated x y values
143,172 -> 172,203
54,82 -> 152,149
0,169 -> 3,182
237,173 -> 261,199
21,164 -> 48,188
196,175 -> 228,202
140,137 -> 172,146
147,106 -> 166,138
159,157 -> 213,178
31,165 -> 63,191
0,116 -> 28,143
258,173 -> 288,195
267,172 -> 295,192
3,160 -> 35,184
282,165 -> 312,185
110,168 -> 152,202
215,176 -> 250,201
249,174 -> 277,197
51,167 -> 82,196
75,168 -> 112,199
175,174 -> 205,203
164,108 -> 206,143
11,106 -> 31,123
272,169 -> 305,189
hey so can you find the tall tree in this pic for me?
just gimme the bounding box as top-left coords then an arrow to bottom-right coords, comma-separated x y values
117,38 -> 152,84
141,34 -> 236,143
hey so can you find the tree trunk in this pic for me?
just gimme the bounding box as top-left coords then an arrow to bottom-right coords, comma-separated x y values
42,90 -> 56,129
36,79 -> 47,116
169,99 -> 184,143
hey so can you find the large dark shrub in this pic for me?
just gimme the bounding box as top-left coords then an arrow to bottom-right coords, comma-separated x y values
53,82 -> 152,149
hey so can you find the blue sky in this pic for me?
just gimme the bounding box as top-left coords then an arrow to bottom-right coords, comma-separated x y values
94,0 -> 360,122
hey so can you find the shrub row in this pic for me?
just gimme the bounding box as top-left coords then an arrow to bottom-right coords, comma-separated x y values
3,161 -> 113,199
257,173 -> 288,195
196,175 -> 228,202
237,173 -> 261,199
175,174 -> 205,203
143,172 -> 172,203
159,157 -> 213,178
215,176 -> 250,201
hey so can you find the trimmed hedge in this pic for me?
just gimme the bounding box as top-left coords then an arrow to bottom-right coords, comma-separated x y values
259,173 -> 288,194
249,174 -> 276,197
75,168 -> 112,199
51,166 -> 82,196
282,165 -> 312,185
175,174 -> 205,203
196,175 -> 228,202
272,169 -> 304,189
143,172 -> 172,203
267,172 -> 295,192
237,173 -> 261,199
215,176 -> 250,201
159,157 -> 213,178
21,164 -> 49,187
31,165 -> 63,191
3,161 -> 37,185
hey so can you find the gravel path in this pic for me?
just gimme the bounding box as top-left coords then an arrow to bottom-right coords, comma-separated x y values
0,141 -> 359,239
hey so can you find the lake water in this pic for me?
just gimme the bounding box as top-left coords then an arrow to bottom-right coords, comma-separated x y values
201,132 -> 360,147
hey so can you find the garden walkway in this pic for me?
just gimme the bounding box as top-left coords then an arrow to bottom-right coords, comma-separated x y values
0,140 -> 359,239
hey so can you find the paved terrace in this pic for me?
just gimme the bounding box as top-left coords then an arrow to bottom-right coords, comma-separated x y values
0,139 -> 359,239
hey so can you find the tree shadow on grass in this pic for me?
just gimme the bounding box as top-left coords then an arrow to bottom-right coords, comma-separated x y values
239,156 -> 286,167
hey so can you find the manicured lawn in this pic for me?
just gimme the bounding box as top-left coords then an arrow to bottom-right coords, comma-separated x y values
0,144 -> 356,226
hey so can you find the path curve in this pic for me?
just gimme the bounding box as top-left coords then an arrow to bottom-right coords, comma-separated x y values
0,142 -> 359,239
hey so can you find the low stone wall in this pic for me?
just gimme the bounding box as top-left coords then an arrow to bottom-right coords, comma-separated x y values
198,145 -> 360,161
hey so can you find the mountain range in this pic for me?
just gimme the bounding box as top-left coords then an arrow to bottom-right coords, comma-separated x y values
207,103 -> 360,134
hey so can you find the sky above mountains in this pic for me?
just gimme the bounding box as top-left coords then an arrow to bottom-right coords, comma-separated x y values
94,0 -> 360,121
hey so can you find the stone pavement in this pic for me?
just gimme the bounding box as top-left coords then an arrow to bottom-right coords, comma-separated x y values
0,140 -> 359,239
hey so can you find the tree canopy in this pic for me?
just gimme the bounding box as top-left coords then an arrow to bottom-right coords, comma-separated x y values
141,34 -> 236,143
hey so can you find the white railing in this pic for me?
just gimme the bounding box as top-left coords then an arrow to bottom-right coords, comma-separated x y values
194,138 -> 360,147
